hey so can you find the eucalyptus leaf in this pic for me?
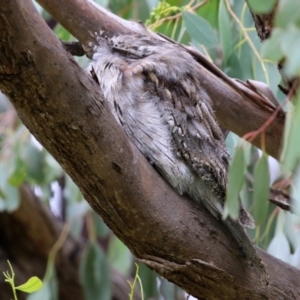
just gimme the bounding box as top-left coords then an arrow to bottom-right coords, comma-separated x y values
275,0 -> 300,29
138,264 -> 158,299
281,27 -> 300,77
261,28 -> 284,62
8,158 -> 27,186
92,212 -> 109,238
159,277 -> 175,299
108,236 -> 132,275
218,0 -> 232,63
22,143 -> 45,183
247,0 -> 277,14
224,145 -> 246,221
79,242 -> 111,300
182,11 -> 218,48
252,154 -> 270,225
281,95 -> 300,171
196,0 -> 219,29
4,184 -> 20,212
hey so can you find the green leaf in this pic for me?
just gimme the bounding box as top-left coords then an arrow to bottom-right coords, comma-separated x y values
291,166 -> 300,216
79,242 -> 111,300
182,11 -> 218,48
44,152 -> 64,183
218,0 -> 232,63
252,154 -> 270,224
281,95 -> 300,171
159,277 -> 176,299
15,276 -> 43,293
281,27 -> 300,78
0,187 -> 6,200
92,212 -> 109,238
264,62 -> 282,94
224,52 -> 244,79
196,0 -> 219,29
247,0 -> 277,14
28,258 -> 58,300
138,264 -> 158,299
22,143 -> 45,183
4,184 -> 20,212
223,145 -> 246,220
54,24 -> 74,41
275,0 -> 300,29
108,236 -> 132,275
8,158 -> 27,186
261,28 -> 284,62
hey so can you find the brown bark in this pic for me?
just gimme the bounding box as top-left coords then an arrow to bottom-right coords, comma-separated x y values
0,0 -> 299,299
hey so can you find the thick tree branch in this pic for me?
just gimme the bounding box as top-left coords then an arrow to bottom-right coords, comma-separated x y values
0,0 -> 299,299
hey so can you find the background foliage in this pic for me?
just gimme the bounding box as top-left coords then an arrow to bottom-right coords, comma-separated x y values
1,0 -> 300,299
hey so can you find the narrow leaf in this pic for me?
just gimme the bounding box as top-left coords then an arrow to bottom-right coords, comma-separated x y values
138,264 -> 158,299
108,236 -> 132,275
281,94 -> 300,171
182,11 -> 218,48
261,29 -> 284,62
252,154 -> 270,224
15,276 -> 43,293
275,0 -> 300,29
218,0 -> 232,62
223,145 -> 246,220
247,0 -> 277,14
79,241 -> 111,300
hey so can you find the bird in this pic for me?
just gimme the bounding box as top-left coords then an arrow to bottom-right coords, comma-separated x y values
87,33 -> 259,263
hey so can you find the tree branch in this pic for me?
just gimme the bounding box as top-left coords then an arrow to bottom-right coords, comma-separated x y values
0,0 -> 299,299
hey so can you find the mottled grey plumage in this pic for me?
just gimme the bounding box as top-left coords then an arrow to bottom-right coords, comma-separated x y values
88,34 -> 257,260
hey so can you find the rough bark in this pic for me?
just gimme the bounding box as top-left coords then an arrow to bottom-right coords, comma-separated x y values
0,0 -> 299,299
